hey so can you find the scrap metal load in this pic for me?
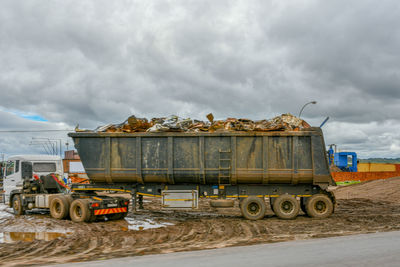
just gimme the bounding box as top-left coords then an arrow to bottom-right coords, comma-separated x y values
78,113 -> 311,133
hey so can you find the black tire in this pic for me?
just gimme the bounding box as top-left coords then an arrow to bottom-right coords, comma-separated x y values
69,199 -> 91,223
65,195 -> 73,206
239,198 -> 244,209
106,212 -> 127,220
305,194 -> 334,219
50,196 -> 69,219
12,195 -> 24,215
273,194 -> 300,220
240,196 -> 266,220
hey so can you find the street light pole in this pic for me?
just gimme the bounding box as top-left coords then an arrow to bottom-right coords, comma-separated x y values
298,101 -> 317,118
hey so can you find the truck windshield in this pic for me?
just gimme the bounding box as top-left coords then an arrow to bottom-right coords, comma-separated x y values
33,162 -> 56,172
6,161 -> 14,176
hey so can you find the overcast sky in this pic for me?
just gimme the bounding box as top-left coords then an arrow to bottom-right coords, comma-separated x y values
0,0 -> 399,159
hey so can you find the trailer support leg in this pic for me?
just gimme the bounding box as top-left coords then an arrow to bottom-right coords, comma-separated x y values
138,195 -> 144,210
131,188 -> 137,213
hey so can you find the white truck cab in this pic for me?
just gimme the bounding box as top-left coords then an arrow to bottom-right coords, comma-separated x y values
3,155 -> 63,205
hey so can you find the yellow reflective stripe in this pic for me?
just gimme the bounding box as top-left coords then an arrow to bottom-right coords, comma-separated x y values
72,188 -> 131,193
92,196 -> 102,201
164,199 -> 192,201
137,192 -> 161,197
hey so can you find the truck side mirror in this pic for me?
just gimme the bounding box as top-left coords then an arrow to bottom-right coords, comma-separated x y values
21,161 -> 33,180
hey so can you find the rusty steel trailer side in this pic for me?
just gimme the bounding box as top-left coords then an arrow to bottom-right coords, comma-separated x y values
68,127 -> 334,188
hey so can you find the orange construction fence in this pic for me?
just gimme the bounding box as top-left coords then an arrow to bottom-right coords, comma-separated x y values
332,164 -> 400,182
69,175 -> 89,184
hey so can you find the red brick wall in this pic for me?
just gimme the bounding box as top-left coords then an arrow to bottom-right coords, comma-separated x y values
332,164 -> 400,182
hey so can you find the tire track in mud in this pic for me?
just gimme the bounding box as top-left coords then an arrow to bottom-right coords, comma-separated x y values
1,197 -> 400,266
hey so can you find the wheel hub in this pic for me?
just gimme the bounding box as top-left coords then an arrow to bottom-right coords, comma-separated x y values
315,200 -> 327,213
248,202 -> 260,215
281,201 -> 294,213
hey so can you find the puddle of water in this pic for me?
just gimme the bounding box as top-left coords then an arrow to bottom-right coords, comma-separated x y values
124,217 -> 174,231
0,232 -> 70,243
0,204 -> 14,220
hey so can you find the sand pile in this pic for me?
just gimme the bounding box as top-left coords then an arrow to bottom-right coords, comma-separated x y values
334,177 -> 400,202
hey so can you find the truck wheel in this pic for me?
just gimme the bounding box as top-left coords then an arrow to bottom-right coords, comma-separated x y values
240,196 -> 266,220
12,195 -> 25,215
273,194 -> 299,220
305,194 -> 333,219
70,199 -> 91,223
50,196 -> 69,219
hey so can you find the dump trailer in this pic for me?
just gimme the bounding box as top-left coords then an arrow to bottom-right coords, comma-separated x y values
68,127 -> 336,221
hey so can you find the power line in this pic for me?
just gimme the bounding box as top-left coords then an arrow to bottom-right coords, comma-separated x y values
0,129 -> 73,133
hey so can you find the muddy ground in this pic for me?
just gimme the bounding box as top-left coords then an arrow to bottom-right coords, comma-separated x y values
1,178 -> 400,266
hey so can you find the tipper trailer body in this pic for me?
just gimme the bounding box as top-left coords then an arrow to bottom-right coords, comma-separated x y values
67,127 -> 336,220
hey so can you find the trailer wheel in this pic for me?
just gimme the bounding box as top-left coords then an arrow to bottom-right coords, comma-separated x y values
273,194 -> 299,220
305,194 -> 333,219
12,195 -> 25,215
70,199 -> 91,223
240,196 -> 266,220
50,196 -> 69,219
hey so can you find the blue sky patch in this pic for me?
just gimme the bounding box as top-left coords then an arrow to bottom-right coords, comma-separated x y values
0,107 -> 49,122
19,114 -> 48,122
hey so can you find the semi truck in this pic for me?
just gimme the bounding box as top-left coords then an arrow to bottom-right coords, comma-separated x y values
3,155 -> 64,205
3,155 -> 129,222
5,127 -> 336,222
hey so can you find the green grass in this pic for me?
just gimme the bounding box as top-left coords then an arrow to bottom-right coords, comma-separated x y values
336,181 -> 361,186
359,158 -> 400,163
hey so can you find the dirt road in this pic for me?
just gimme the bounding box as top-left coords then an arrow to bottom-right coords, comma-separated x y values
1,178 -> 400,266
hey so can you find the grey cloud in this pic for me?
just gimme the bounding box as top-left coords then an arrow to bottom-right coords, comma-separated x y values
0,0 -> 399,158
